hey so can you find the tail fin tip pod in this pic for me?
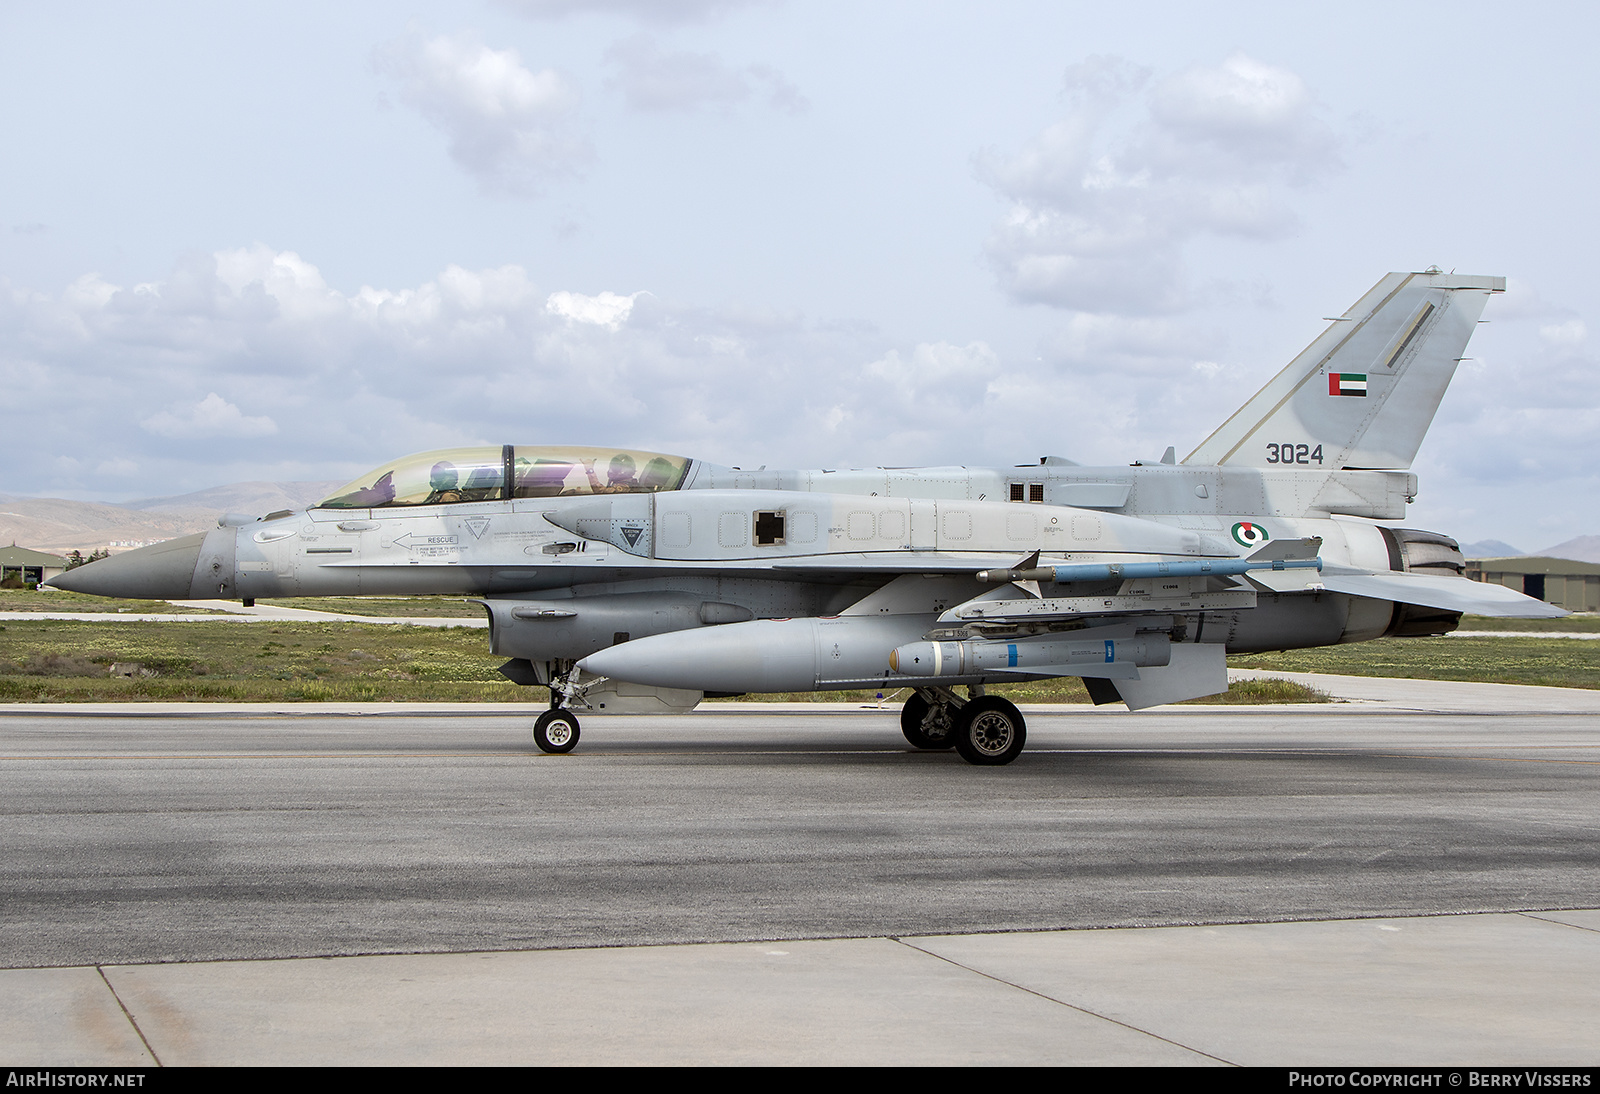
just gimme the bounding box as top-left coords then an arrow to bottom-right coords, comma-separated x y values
1184,271 -> 1505,470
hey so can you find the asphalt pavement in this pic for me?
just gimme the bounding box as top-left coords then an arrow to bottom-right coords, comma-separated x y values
2,676 -> 1598,1064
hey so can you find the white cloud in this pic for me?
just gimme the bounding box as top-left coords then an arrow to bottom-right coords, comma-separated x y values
497,0 -> 759,25
61,273 -> 119,312
213,245 -> 344,323
1539,318 -> 1587,346
142,393 -> 279,439
1044,313 -> 1205,372
841,342 -> 1004,455
2,246 -> 1093,495
978,53 -> 1341,315
863,341 -> 997,391
93,458 -> 139,478
0,243 -> 1308,495
376,31 -> 590,196
1150,54 -> 1332,170
0,247 -> 894,496
4,244 -> 1591,552
603,34 -> 806,114
546,290 -> 641,329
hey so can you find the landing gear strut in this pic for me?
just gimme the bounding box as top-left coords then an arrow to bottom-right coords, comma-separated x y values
900,689 -> 956,750
533,662 -> 590,755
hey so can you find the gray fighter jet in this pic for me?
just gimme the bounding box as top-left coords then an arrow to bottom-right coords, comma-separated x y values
54,270 -> 1562,764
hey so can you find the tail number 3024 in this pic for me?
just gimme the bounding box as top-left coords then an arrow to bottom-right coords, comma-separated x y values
1266,443 -> 1323,465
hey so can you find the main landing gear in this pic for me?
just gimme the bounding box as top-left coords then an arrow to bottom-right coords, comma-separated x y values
903,687 -> 1027,766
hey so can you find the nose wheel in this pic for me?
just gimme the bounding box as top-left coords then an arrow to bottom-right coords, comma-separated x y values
533,708 -> 581,754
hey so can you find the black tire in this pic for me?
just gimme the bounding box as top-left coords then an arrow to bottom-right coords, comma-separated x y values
900,693 -> 955,750
533,708 -> 581,754
952,696 -> 1026,766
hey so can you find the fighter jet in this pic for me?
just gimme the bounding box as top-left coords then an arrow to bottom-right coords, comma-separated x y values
54,270 -> 1562,764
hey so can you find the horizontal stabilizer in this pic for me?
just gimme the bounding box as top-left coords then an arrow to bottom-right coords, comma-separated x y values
1316,570 -> 1568,618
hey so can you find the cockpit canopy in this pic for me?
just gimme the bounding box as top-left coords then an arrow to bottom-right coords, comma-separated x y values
319,446 -> 692,509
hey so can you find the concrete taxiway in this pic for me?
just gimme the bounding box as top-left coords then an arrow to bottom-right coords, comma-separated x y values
9,911 -> 1600,1066
2,675 -> 1598,1064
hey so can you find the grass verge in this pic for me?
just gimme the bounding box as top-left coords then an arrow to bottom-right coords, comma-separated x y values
3,619 -> 1589,703
1231,635 -> 1600,689
1457,613 -> 1600,633
0,619 -> 527,703
0,619 -> 1329,705
0,589 -> 233,614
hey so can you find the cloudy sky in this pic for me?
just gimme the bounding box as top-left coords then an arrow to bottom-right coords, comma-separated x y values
2,1 -> 1594,548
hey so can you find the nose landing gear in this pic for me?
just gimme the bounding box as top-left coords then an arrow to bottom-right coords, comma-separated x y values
532,663 -> 591,754
533,707 -> 581,754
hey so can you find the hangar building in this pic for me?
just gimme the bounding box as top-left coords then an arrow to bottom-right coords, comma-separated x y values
0,545 -> 68,588
1466,557 -> 1600,613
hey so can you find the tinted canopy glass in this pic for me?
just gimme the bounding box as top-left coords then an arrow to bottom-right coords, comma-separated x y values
319,446 -> 691,508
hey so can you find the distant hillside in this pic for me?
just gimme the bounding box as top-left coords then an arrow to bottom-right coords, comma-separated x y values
0,481 -> 339,555
121,481 -> 339,516
1462,540 -> 1523,558
1533,536 -> 1600,565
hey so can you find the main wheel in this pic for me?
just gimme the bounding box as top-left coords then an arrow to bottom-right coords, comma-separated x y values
952,696 -> 1026,766
533,708 -> 581,754
900,693 -> 955,750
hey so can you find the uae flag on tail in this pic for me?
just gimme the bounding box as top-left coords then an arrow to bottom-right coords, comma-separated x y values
1329,372 -> 1367,397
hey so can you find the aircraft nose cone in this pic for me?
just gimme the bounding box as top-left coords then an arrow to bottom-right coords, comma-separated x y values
47,533 -> 208,599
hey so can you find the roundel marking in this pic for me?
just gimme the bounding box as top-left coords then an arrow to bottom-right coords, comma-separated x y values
1231,521 -> 1269,548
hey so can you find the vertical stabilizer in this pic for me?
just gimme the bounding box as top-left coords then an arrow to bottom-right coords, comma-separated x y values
1184,271 -> 1504,469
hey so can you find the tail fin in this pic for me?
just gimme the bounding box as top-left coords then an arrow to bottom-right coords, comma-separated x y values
1184,271 -> 1504,470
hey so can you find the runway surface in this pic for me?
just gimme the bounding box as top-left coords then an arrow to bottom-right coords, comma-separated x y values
3,682 -> 1598,1063
4,696 -> 1599,968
